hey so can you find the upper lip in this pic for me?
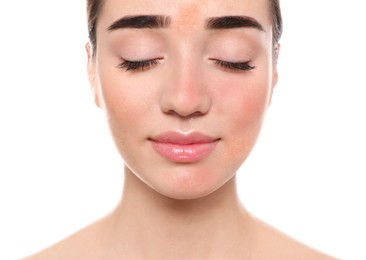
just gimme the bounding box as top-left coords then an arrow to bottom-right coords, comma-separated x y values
149,132 -> 219,145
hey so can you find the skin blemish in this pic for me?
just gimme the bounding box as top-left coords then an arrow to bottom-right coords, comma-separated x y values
173,3 -> 204,34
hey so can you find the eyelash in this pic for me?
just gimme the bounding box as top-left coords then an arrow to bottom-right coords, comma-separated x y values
118,59 -> 161,71
118,58 -> 255,72
213,60 -> 255,72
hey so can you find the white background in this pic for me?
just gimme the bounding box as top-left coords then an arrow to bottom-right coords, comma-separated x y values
0,1 -> 365,259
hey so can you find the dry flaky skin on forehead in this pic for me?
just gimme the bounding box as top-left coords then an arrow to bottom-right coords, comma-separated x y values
174,3 -> 202,33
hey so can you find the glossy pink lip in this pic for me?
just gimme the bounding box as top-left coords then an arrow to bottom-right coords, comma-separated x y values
149,132 -> 220,163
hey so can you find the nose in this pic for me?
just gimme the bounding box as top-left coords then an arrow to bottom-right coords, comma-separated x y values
160,63 -> 211,118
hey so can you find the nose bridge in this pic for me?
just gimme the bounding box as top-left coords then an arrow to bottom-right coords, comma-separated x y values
160,55 -> 211,118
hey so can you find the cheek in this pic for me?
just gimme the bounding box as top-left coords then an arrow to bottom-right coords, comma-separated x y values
213,71 -> 272,160
95,70 -> 158,156
214,71 -> 271,123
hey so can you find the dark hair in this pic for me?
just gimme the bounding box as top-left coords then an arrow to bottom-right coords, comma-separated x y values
270,0 -> 282,52
87,0 -> 282,56
86,0 -> 104,55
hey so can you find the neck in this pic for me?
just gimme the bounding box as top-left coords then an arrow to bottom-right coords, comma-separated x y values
105,167 -> 252,258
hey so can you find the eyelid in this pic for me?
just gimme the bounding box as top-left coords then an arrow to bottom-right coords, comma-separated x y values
118,57 -> 163,71
210,59 -> 255,72
117,57 -> 255,72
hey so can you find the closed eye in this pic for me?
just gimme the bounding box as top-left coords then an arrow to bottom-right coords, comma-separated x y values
118,58 -> 162,71
118,58 -> 254,72
213,59 -> 255,72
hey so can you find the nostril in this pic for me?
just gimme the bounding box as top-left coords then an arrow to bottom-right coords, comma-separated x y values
160,87 -> 211,116
189,110 -> 208,117
163,109 -> 207,118
159,68 -> 212,117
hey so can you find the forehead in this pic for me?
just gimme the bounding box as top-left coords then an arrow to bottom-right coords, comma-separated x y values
98,0 -> 272,31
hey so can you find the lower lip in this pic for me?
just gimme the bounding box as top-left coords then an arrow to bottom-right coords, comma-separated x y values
151,141 -> 218,163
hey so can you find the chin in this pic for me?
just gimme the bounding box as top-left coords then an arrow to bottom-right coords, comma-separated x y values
147,165 -> 235,200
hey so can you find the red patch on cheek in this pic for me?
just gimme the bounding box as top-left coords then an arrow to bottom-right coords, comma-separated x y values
239,81 -> 270,120
215,77 -> 269,117
228,125 -> 260,156
214,78 -> 269,164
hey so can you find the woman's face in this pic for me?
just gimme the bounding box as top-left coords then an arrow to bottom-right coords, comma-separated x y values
88,0 -> 277,199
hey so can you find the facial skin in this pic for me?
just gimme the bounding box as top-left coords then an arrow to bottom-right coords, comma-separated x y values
87,0 -> 278,200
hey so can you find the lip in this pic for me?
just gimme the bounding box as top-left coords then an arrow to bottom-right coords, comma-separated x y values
149,132 -> 220,163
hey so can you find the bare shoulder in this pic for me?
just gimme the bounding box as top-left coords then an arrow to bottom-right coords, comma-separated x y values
249,216 -> 339,260
20,218 -> 106,260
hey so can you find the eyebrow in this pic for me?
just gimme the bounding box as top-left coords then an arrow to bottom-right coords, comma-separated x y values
107,15 -> 264,32
107,15 -> 171,31
206,16 -> 265,31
